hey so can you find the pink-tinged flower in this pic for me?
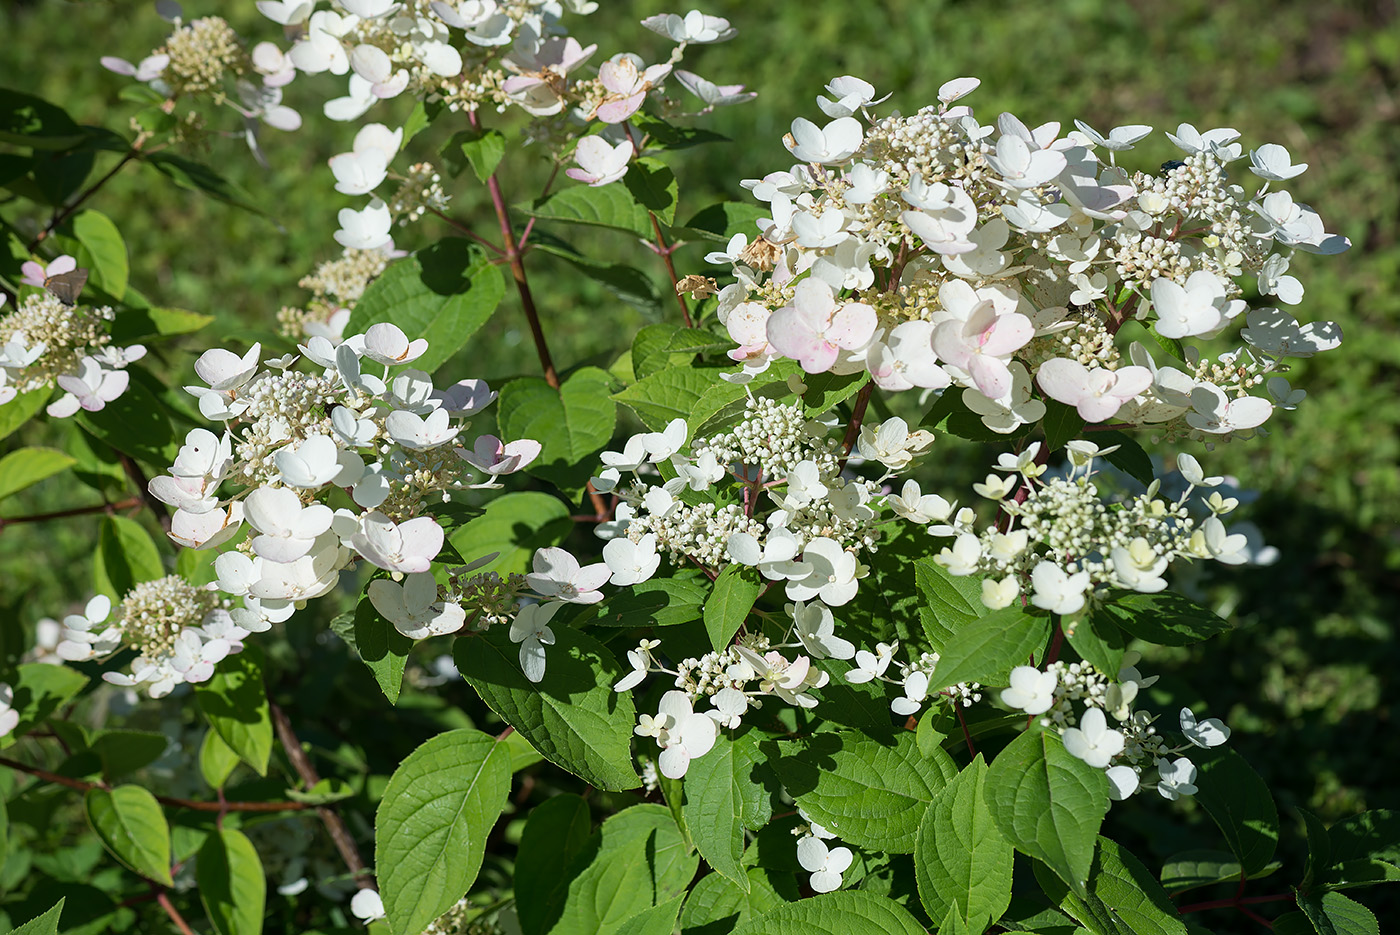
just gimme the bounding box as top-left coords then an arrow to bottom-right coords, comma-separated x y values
46,358 -> 128,417
101,54 -> 169,82
673,70 -> 754,112
368,572 -> 466,640
457,434 -> 541,476
766,279 -> 876,374
593,56 -> 670,123
502,35 -> 597,116
565,137 -> 633,187
1036,358 -> 1153,423
931,304 -> 1033,399
723,302 -> 775,363
869,321 -> 949,392
349,512 -> 444,573
526,547 -> 609,604
19,255 -> 76,289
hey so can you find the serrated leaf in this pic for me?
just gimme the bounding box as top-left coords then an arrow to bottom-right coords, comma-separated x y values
0,446 -> 76,501
144,152 -> 263,214
575,577 -> 708,628
930,606 -> 1050,692
199,728 -> 240,789
10,899 -> 65,935
0,87 -> 85,149
93,514 -> 162,601
1297,891 -> 1380,935
1300,807 -> 1332,889
497,367 -> 617,498
614,366 -> 729,431
623,157 -> 678,226
801,371 -> 868,416
515,794 -> 593,935
677,866 -> 788,935
447,491 -> 571,577
615,895 -> 684,935
1321,860 -> 1400,890
679,202 -> 770,245
85,786 -> 172,886
346,238 -> 505,374
913,559 -> 988,653
1194,750 -> 1279,877
76,369 -> 176,465
0,662 -> 88,748
732,890 -> 927,935
1041,401 -> 1085,451
549,804 -> 697,935
1327,810 -> 1400,866
532,236 -> 662,314
704,565 -> 758,651
376,729 -> 511,935
1065,610 -> 1127,677
984,728 -> 1108,896
1095,431 -> 1155,488
1092,591 -> 1231,646
441,128 -> 506,182
0,388 -> 48,442
630,323 -> 688,379
915,756 -> 1013,931
768,730 -> 956,853
351,588 -> 413,704
195,649 -> 273,776
1159,849 -> 1245,894
87,729 -> 167,780
72,210 -> 127,299
455,626 -> 639,790
197,829 -> 265,935
1038,837 -> 1187,935
521,180 -> 655,238
683,735 -> 766,891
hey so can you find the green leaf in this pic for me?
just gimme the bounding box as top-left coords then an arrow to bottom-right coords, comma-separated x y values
1041,401 -> 1085,452
351,588 -> 414,704
1159,849 -> 1247,894
575,577 -> 708,628
615,897 -> 684,935
915,755 -> 1013,932
0,388 -> 48,443
1095,431 -> 1155,488
400,99 -> 442,144
630,323 -> 690,379
76,369 -> 177,466
521,179 -> 655,239
197,829 -> 265,935
677,866 -> 788,935
0,662 -> 88,748
447,491 -> 571,577
454,626 -> 639,790
285,778 -> 355,805
93,514 -> 163,601
768,730 -> 956,853
800,371 -> 868,417
145,152 -> 263,214
532,235 -> 663,314
549,804 -> 697,935
10,899 -> 66,935
683,735 -> 765,891
1091,591 -> 1231,646
376,729 -> 511,935
72,210 -> 127,299
614,366 -> 729,431
496,367 -> 617,498
1297,891 -> 1380,935
704,565 -> 758,651
1321,860 -> 1400,890
195,649 -> 273,776
0,446 -> 76,501
623,157 -> 678,226
346,239 -> 505,374
108,306 -> 215,342
87,729 -> 168,780
732,890 -> 927,935
199,728 -> 240,789
1327,810 -> 1400,867
679,202 -> 770,245
1300,807 -> 1332,889
922,388 -> 1032,443
1065,610 -> 1127,677
1038,837 -> 1188,935
930,606 -> 1050,692
514,794 -> 593,935
913,558 -> 986,652
631,114 -> 729,150
84,785 -> 172,886
441,128 -> 506,182
1194,749 -> 1279,878
984,728 -> 1108,896
0,797 -> 7,871
0,87 -> 85,149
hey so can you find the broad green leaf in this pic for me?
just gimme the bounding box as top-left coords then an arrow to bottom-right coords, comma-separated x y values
1041,401 -> 1085,452
515,794 -> 593,935
496,367 -> 617,497
732,890 -> 927,935
503,731 -> 543,772
683,735 -> 765,890
1065,610 -> 1127,677
286,778 -> 355,805
108,306 -> 215,342
914,558 -> 988,652
1327,810 -> 1400,867
72,210 -> 127,299
195,649 -> 273,776
0,88 -> 85,149
455,626 -> 639,790
76,370 -> 177,466
144,151 -> 263,213
376,729 -> 511,935
521,179 -> 655,239
704,565 -> 758,651
0,662 -> 87,748
922,388 -> 1032,442
1194,749 -> 1279,877
351,589 -> 414,704
1296,891 -> 1380,935
930,606 -> 1050,692
1300,807 -> 1332,889
549,804 -> 697,935
441,128 -> 506,182
575,577 -> 708,628
1092,591 -> 1231,646
1322,860 -> 1400,890
93,514 -> 163,601
10,899 -> 66,935
630,323 -> 690,379
631,114 -> 728,150
85,786 -> 172,886
614,896 -> 684,935
1096,431 -> 1155,488
197,829 -> 265,935
984,728 -> 1108,896
87,729 -> 167,779
1159,849 -> 1246,894
0,388 -> 48,443
801,371 -> 868,417
346,238 -> 505,373
768,730 -> 956,853
532,236 -> 662,314
400,99 -> 442,144
614,366 -> 729,431
677,866 -> 788,935
447,491 -> 571,576
1036,838 -> 1187,935
0,796 -> 7,871
679,202 -> 770,245
812,657 -> 899,742
623,157 -> 678,226
0,446 -> 75,501
915,756 -> 1013,931
199,728 -> 240,789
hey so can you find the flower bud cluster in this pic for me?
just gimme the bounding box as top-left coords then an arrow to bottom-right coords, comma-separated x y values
278,247 -> 391,342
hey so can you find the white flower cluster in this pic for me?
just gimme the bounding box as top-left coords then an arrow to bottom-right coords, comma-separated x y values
708,74 -> 1346,441
53,578 -> 252,698
0,683 -> 19,739
841,640 -> 983,717
278,246 -> 391,343
0,259 -> 146,415
932,441 -> 1248,613
1000,654 -> 1230,802
147,326 -> 536,634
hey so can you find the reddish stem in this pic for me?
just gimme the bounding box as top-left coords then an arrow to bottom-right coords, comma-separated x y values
0,496 -> 142,530
1176,893 -> 1295,914
649,211 -> 692,327
156,891 -> 195,935
837,383 -> 875,470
